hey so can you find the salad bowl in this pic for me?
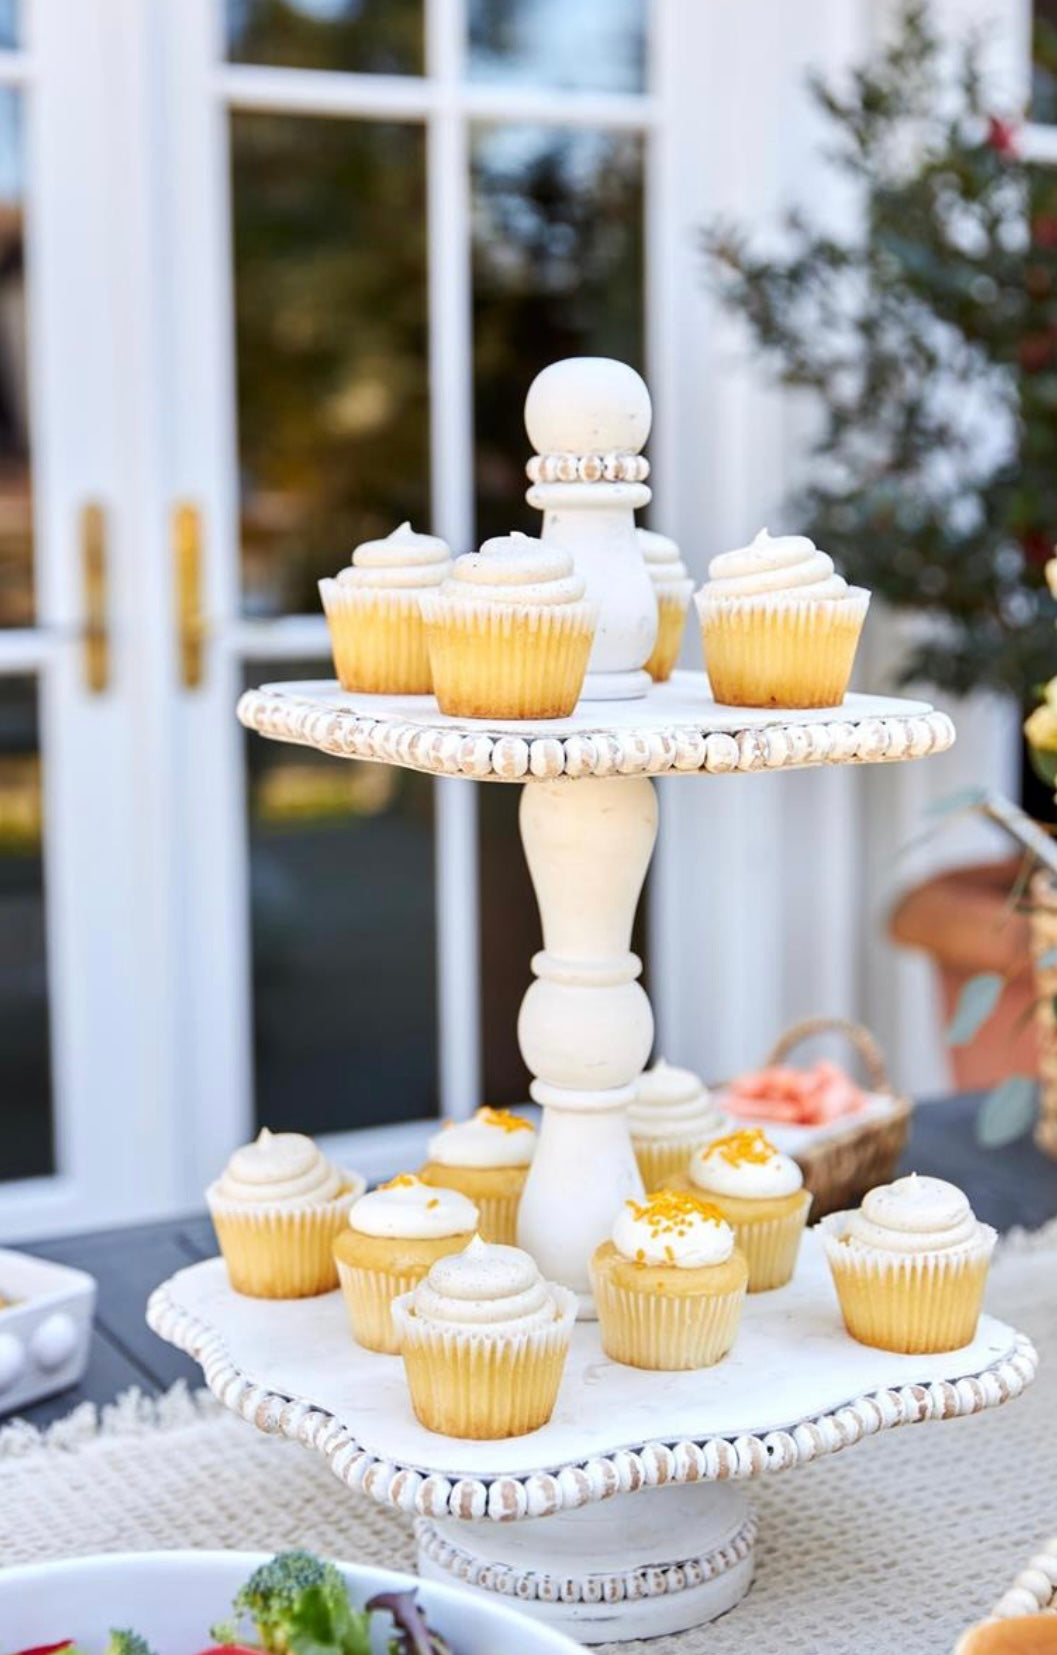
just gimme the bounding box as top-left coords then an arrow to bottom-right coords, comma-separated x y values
0,1550 -> 587,1655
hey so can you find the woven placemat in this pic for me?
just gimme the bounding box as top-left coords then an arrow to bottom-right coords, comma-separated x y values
2,1232 -> 1056,1655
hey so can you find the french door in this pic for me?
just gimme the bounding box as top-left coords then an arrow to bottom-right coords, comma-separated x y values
0,0 -> 192,1238
154,0 -> 663,1200
11,0 -> 1001,1240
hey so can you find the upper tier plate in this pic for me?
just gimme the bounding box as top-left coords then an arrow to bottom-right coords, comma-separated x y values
147,1233 -> 1034,1523
237,672 -> 955,783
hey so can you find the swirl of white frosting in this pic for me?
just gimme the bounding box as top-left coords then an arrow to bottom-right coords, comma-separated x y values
844,1175 -> 985,1255
690,1129 -> 803,1199
427,1107 -> 536,1169
701,528 -> 852,603
411,1237 -> 558,1331
612,1193 -> 735,1269
628,1058 -> 729,1142
637,529 -> 692,594
213,1129 -> 345,1207
441,533 -> 585,607
348,1174 -> 478,1240
337,522 -> 452,591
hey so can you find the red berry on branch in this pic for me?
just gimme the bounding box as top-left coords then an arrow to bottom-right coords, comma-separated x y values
986,115 -> 1019,157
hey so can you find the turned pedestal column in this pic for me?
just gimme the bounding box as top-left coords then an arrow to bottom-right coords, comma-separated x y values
515,775 -> 656,1314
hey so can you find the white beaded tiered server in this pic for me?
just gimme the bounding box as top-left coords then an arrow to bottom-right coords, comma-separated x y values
149,357 -> 1033,1643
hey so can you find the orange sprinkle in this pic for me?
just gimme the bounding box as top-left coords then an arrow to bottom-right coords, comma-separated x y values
427,1198 -> 440,1209
477,1106 -> 534,1134
704,1128 -> 776,1169
379,1173 -> 418,1190
624,1189 -> 726,1239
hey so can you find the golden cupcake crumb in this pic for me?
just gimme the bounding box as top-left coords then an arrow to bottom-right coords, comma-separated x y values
379,1173 -> 418,1190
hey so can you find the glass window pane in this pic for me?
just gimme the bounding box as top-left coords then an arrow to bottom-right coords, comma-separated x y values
245,662 -> 438,1135
472,123 -> 645,540
230,114 -> 429,618
0,91 -> 32,629
0,675 -> 53,1182
467,0 -> 647,94
1036,0 -> 1057,122
225,0 -> 423,76
471,123 -> 645,1102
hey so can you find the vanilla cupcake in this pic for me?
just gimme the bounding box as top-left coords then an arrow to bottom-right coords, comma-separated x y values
391,1237 -> 576,1438
695,527 -> 869,708
591,1190 -> 747,1371
207,1129 -> 364,1299
421,533 -> 596,719
419,1107 -> 536,1244
333,1174 -> 478,1354
319,521 -> 451,694
821,1174 -> 996,1354
638,530 -> 694,683
630,1058 -> 730,1192
671,1128 -> 811,1291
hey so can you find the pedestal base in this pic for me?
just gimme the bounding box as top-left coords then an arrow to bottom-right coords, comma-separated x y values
416,1485 -> 755,1643
580,667 -> 652,701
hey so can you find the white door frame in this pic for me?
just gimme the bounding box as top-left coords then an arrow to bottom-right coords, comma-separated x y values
0,0 -> 183,1240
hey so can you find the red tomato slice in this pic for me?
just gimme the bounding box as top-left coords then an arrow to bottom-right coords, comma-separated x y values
192,1646 -> 262,1654
11,1643 -> 78,1655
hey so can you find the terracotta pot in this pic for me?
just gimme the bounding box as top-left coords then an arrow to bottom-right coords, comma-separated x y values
888,858 -> 1037,1091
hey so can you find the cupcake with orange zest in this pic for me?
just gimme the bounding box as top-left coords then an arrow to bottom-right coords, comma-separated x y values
333,1173 -> 478,1354
668,1127 -> 811,1291
418,1107 -> 536,1245
591,1189 -> 748,1370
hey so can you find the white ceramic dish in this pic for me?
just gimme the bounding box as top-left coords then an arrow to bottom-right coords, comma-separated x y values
0,1246 -> 96,1417
0,1550 -> 588,1655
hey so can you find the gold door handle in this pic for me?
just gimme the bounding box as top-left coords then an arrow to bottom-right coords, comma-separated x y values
173,501 -> 206,689
80,500 -> 109,694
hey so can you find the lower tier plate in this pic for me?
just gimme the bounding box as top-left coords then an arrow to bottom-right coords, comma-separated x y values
148,1232 -> 1036,1523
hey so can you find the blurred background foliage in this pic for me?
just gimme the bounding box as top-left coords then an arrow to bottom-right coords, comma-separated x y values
705,1 -> 1057,707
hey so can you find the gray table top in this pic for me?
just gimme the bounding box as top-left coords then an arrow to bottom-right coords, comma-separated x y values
11,1095 -> 1057,1429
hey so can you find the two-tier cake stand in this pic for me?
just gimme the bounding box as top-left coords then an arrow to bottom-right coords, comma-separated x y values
148,359 -> 1037,1642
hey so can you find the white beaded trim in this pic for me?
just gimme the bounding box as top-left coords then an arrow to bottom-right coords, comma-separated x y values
237,689 -> 956,784
414,1510 -> 758,1603
526,451 -> 650,485
990,1533 -> 1057,1619
146,1280 -> 1036,1525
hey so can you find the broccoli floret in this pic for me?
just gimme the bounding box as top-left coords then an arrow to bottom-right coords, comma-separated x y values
106,1634 -> 158,1655
230,1550 -> 370,1655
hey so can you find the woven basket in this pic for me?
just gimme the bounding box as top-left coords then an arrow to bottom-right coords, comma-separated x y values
758,1018 -> 912,1220
1029,871 -> 1057,1159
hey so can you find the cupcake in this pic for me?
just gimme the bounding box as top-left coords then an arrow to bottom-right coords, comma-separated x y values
207,1129 -> 364,1299
419,1107 -> 536,1244
956,1621 -> 1057,1654
671,1128 -> 811,1291
421,533 -> 596,719
332,1174 -> 478,1354
591,1190 -> 747,1370
629,1058 -> 730,1192
391,1237 -> 577,1439
820,1174 -> 996,1354
637,530 -> 694,683
319,521 -> 451,694
695,527 -> 869,709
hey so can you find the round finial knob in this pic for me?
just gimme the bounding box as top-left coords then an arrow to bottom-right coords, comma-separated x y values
525,357 -> 652,456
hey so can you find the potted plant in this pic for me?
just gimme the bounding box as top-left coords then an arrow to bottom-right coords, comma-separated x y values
703,1 -> 1057,1093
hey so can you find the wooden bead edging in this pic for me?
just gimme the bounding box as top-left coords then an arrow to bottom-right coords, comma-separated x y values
146,1281 -> 1037,1526
414,1510 -> 758,1604
237,688 -> 955,784
991,1534 -> 1057,1619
